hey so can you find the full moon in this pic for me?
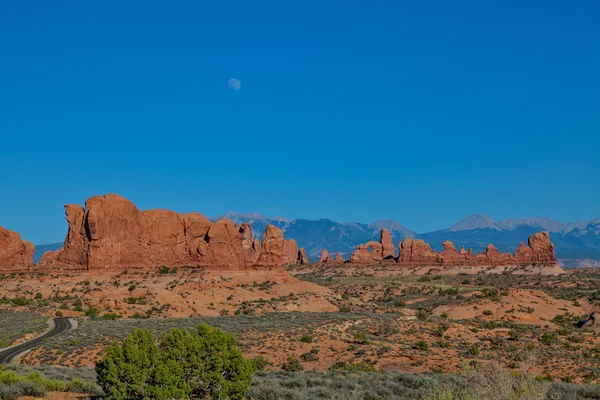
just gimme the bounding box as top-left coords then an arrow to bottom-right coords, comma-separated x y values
228,78 -> 241,91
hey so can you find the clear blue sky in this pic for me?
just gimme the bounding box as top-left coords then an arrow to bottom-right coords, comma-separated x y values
1,0 -> 599,244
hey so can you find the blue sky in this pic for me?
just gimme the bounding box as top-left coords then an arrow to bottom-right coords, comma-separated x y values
1,0 -> 599,244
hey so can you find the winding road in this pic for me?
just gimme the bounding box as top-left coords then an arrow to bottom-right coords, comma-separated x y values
0,317 -> 72,364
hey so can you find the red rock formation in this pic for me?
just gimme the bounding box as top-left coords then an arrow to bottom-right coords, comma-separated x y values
380,229 -> 395,259
398,231 -> 556,266
527,231 -> 556,263
197,219 -> 245,269
581,311 -> 600,333
283,239 -> 299,265
437,241 -> 461,264
319,249 -> 331,263
335,253 -> 344,263
255,225 -> 285,268
298,248 -> 309,264
398,238 -> 437,264
239,223 -> 259,263
350,228 -> 400,264
0,226 -> 34,270
39,194 -> 292,272
350,241 -> 383,264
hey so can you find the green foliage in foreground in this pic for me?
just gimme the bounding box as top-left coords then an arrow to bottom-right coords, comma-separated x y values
96,324 -> 254,400
248,366 -> 600,400
0,365 -> 102,400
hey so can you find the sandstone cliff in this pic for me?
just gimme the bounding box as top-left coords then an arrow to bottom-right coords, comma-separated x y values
0,226 -> 34,270
40,194 -> 289,271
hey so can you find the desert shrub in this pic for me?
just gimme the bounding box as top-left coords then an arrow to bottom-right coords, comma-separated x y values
299,352 -> 317,362
466,345 -> 480,356
282,357 -> 304,372
330,361 -> 376,372
540,332 -> 558,345
96,324 -> 253,400
252,356 -> 270,371
0,366 -> 101,399
85,307 -> 99,317
300,334 -> 313,343
376,320 -> 398,337
413,340 -> 429,351
10,297 -> 31,306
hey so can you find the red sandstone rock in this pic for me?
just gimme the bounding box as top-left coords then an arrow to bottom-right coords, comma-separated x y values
335,253 -> 344,263
0,226 -> 34,270
527,231 -> 556,263
350,241 -> 383,264
437,241 -> 461,264
581,311 -> 600,333
255,225 -> 285,268
380,229 -> 395,259
398,238 -> 437,264
198,219 -> 245,268
514,242 -> 532,264
398,231 -> 556,267
283,239 -> 299,265
320,249 -> 330,263
238,224 -> 260,264
298,248 -> 309,264
39,194 -> 292,272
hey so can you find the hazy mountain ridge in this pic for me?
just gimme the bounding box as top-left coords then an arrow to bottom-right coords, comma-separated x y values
34,213 -> 600,265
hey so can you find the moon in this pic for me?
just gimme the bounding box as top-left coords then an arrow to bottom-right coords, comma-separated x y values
228,78 -> 241,91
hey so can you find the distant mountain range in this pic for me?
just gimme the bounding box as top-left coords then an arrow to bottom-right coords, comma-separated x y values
33,213 -> 600,266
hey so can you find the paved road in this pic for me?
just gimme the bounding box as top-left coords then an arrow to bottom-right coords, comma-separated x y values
0,317 -> 72,364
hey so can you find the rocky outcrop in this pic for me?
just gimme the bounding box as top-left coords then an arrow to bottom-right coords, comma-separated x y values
239,223 -> 259,263
335,253 -> 344,263
0,226 -> 34,270
527,231 -> 556,263
350,241 -> 383,264
319,249 -> 331,263
255,225 -> 285,268
380,229 -> 395,259
580,311 -> 600,333
398,238 -> 437,264
39,194 -> 291,271
350,228 -> 397,264
283,239 -> 299,265
398,231 -> 556,266
298,248 -> 309,264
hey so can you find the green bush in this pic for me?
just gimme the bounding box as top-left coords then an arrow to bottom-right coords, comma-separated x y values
413,340 -> 429,351
300,334 -> 313,343
282,357 -> 304,372
11,297 -> 31,306
85,307 -> 99,317
540,332 -> 558,345
96,325 -> 253,400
